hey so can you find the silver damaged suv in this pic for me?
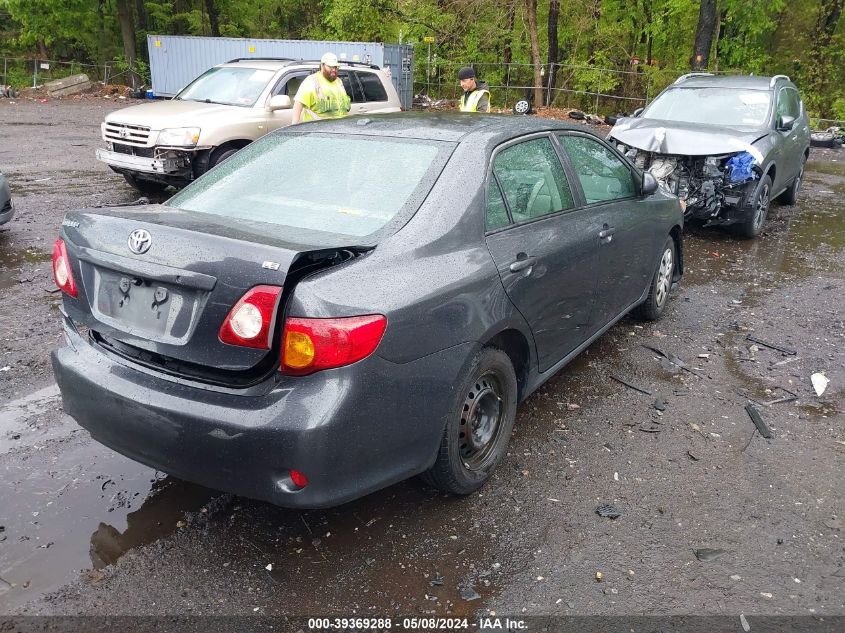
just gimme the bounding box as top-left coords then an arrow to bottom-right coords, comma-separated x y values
96,58 -> 402,194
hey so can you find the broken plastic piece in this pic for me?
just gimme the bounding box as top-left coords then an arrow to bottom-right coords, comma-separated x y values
596,504 -> 622,519
745,404 -> 773,439
811,373 -> 829,396
745,335 -> 796,356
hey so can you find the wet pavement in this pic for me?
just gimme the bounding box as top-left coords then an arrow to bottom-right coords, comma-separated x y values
0,100 -> 843,620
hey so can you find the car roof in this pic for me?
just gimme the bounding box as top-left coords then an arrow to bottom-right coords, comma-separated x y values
289,112 -> 604,143
219,58 -> 384,72
672,74 -> 793,91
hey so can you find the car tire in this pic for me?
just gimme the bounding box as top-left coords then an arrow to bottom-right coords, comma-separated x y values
208,146 -> 241,170
421,347 -> 517,495
633,236 -> 675,321
779,158 -> 805,206
123,173 -> 170,196
513,99 -> 531,115
736,174 -> 772,239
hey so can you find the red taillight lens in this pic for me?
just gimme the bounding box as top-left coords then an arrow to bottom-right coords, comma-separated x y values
52,238 -> 78,298
281,315 -> 387,375
289,469 -> 308,488
219,285 -> 283,349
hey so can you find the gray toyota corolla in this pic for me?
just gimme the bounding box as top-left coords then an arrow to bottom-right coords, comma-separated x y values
52,113 -> 683,508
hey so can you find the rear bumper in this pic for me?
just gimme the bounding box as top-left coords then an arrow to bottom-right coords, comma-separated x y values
96,148 -> 187,175
52,317 -> 474,508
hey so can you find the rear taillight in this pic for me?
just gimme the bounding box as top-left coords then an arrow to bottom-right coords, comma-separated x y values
219,285 -> 283,349
281,315 -> 387,376
52,238 -> 78,298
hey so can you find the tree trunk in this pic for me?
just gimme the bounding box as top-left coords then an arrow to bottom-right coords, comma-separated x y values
503,2 -> 516,66
116,0 -> 139,89
525,0 -> 543,107
547,0 -> 560,106
135,0 -> 148,31
36,39 -> 48,59
806,0 -> 844,113
690,0 -> 717,70
205,0 -> 221,37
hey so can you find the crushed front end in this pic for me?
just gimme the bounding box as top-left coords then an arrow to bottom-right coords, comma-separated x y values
615,145 -> 760,226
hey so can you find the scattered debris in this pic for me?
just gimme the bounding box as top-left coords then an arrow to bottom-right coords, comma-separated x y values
693,548 -> 727,562
745,405 -> 773,439
760,592 -> 773,599
687,450 -> 700,461
731,575 -> 742,581
265,564 -> 273,571
745,335 -> 796,356
639,423 -> 663,433
595,571 -> 603,582
610,374 -> 653,396
823,519 -> 842,531
740,614 -> 750,632
653,397 -> 666,411
596,504 -> 622,519
761,387 -> 799,406
642,345 -> 704,378
811,373 -> 829,397
459,585 -> 480,601
0,366 -> 11,372
430,573 -> 444,586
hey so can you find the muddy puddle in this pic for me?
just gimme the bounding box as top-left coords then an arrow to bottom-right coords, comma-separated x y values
0,247 -> 52,291
0,432 -> 216,611
684,163 -> 845,289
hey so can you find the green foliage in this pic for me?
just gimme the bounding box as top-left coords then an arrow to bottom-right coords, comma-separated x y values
832,98 -> 845,122
0,0 -> 843,116
112,54 -> 151,85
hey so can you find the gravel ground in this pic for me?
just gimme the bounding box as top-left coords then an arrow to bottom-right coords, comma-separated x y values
0,99 -> 842,626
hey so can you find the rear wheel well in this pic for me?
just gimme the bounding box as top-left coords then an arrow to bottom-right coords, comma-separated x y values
485,329 -> 531,401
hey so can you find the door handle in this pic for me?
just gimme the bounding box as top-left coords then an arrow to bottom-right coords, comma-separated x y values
509,255 -> 537,273
599,226 -> 616,239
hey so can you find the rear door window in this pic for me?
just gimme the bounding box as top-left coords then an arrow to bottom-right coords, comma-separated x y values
338,71 -> 364,103
356,71 -> 389,102
491,137 -> 575,224
559,135 -> 636,204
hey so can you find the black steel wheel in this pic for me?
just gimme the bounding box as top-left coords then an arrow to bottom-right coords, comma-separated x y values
421,347 -> 517,495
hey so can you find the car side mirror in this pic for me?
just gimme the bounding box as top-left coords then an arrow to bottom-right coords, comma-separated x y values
777,115 -> 795,131
641,172 -> 658,196
267,95 -> 292,112
633,107 -> 644,118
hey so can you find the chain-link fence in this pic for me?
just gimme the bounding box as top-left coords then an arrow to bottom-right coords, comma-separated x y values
0,56 -> 125,90
412,59 -> 773,116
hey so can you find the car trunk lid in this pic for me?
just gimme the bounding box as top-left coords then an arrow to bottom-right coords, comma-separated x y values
59,205 -> 357,376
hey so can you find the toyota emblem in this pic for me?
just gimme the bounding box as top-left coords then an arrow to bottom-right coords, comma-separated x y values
119,128 -> 129,138
128,228 -> 152,254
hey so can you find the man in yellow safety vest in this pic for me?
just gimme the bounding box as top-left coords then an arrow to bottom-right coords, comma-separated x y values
457,67 -> 491,113
292,53 -> 352,123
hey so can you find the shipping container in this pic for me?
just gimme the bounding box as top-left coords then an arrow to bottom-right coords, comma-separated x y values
147,35 -> 414,110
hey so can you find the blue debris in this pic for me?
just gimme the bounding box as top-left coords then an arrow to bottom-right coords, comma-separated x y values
725,152 -> 757,183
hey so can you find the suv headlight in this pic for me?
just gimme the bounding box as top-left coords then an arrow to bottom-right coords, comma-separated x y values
157,127 -> 201,147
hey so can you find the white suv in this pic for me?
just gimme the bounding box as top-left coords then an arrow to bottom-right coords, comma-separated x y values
96,58 -> 402,193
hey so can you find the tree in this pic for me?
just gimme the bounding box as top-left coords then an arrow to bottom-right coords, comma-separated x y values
691,0 -> 717,69
115,0 -> 139,88
547,0 -> 560,105
805,0 -> 844,112
525,0 -> 543,106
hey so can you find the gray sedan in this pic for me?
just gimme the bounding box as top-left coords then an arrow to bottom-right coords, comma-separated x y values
51,114 -> 683,508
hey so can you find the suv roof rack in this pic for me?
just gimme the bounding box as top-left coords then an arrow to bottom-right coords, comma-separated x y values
225,57 -> 295,64
674,72 -> 715,84
299,59 -> 381,70
770,74 -> 790,87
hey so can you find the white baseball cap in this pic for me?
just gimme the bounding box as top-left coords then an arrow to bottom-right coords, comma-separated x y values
320,53 -> 340,67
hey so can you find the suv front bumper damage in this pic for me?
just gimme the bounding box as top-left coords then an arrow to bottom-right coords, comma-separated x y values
96,148 -> 188,175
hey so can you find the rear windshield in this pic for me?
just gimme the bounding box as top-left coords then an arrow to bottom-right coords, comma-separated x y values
167,133 -> 452,241
176,67 -> 276,107
643,87 -> 772,127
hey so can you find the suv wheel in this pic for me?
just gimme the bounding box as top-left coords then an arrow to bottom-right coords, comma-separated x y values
208,146 -> 242,170
736,174 -> 772,239
780,159 -> 805,206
